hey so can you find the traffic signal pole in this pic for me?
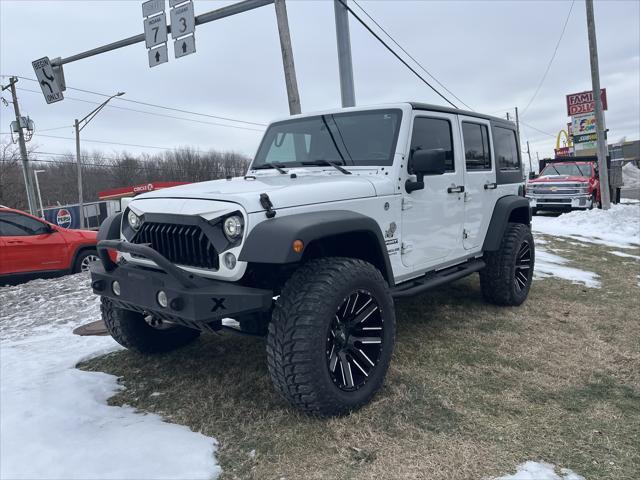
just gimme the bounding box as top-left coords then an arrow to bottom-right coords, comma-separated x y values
585,0 -> 611,209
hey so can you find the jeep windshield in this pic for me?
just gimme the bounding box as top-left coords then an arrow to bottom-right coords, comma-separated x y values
252,109 -> 402,168
541,163 -> 592,177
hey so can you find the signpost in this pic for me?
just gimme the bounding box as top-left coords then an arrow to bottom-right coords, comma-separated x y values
148,44 -> 169,67
144,13 -> 168,49
31,57 -> 64,104
170,0 -> 196,59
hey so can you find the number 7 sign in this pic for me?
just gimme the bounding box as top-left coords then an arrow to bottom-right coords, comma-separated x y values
144,12 -> 168,49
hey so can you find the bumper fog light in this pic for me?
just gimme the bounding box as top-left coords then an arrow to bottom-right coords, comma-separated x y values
112,281 -> 121,296
224,252 -> 237,269
157,290 -> 168,308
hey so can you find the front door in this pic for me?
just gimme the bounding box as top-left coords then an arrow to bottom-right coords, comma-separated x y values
459,116 -> 498,250
401,113 -> 465,272
0,211 -> 68,274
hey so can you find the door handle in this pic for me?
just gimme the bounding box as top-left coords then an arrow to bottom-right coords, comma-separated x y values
447,185 -> 465,194
7,240 -> 26,244
484,182 -> 497,190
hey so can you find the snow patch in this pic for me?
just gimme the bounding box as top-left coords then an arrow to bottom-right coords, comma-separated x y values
0,274 -> 221,480
609,250 -> 640,260
622,162 -> 640,188
535,248 -> 601,288
533,203 -> 640,248
492,461 -> 585,480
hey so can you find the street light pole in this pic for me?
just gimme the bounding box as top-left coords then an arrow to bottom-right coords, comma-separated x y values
33,169 -> 45,218
75,91 -> 125,228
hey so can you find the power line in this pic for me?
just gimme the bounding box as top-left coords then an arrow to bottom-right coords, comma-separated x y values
519,120 -> 555,138
521,0 -> 575,116
31,133 -> 195,151
0,74 -> 268,127
350,0 -> 473,111
336,0 -> 458,109
15,87 -> 265,133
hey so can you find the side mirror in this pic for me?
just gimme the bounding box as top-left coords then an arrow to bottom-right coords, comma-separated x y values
406,149 -> 446,193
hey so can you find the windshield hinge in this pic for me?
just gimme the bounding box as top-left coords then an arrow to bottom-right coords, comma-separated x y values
401,197 -> 412,211
259,193 -> 276,219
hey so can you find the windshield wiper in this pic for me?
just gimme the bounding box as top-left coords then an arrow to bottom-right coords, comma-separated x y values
303,159 -> 352,175
574,163 -> 586,176
253,162 -> 288,174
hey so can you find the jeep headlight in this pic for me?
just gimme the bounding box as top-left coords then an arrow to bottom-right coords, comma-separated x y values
223,215 -> 243,241
127,210 -> 141,231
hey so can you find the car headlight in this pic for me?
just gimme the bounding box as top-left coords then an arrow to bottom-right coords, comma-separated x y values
127,210 -> 141,231
223,215 -> 243,241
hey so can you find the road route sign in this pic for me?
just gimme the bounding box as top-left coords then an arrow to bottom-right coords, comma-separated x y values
174,35 -> 196,58
170,1 -> 195,39
144,12 -> 168,49
31,57 -> 64,104
142,0 -> 164,17
148,44 -> 168,67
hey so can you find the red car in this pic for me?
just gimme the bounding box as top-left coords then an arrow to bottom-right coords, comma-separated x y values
0,206 -> 98,284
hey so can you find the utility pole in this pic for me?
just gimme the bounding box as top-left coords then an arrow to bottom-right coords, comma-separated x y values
4,77 -> 38,214
75,91 -> 125,228
274,0 -> 301,115
514,106 -> 521,147
506,111 -> 510,121
33,169 -> 45,218
585,0 -> 610,209
334,0 -> 355,107
74,119 -> 83,228
526,141 -> 533,176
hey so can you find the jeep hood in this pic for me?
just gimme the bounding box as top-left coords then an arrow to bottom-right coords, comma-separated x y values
135,174 -> 387,213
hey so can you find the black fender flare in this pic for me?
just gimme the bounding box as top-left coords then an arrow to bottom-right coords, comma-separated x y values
98,212 -> 122,241
239,210 -> 394,286
483,195 -> 531,251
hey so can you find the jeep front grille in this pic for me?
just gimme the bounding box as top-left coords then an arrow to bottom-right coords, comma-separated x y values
131,222 -> 219,270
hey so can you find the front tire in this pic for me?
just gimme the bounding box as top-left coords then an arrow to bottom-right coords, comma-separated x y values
101,297 -> 200,353
480,223 -> 535,306
74,249 -> 98,273
267,258 -> 395,416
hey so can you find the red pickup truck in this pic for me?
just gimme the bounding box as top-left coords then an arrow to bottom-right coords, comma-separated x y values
526,160 -> 600,214
0,206 -> 98,284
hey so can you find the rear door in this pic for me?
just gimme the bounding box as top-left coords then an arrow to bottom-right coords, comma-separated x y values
401,112 -> 465,271
0,211 -> 69,274
459,117 -> 498,250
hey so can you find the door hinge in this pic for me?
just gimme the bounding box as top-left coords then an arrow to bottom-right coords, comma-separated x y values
401,197 -> 412,210
463,229 -> 469,239
401,242 -> 413,254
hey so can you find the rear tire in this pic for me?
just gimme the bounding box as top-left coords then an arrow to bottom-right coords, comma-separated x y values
267,258 -> 395,416
101,297 -> 200,353
480,223 -> 535,306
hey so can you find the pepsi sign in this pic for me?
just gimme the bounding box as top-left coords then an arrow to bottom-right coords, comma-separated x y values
56,208 -> 73,228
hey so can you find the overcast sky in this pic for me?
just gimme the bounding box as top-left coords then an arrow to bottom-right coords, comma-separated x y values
1,0 -> 639,167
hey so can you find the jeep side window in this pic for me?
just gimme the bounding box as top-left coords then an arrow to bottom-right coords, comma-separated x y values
493,126 -> 520,171
410,117 -> 454,172
0,212 -> 48,236
462,122 -> 491,171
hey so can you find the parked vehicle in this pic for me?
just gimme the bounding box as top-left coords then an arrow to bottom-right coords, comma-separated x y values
526,160 -> 601,213
0,206 -> 98,284
91,103 -> 533,416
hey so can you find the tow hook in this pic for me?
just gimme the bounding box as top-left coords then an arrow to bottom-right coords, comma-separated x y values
260,193 -> 276,218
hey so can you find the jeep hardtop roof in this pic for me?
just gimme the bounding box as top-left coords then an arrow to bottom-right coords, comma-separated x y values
409,102 -> 515,127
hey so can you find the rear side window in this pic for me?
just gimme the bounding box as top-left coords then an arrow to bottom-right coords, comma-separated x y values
462,122 -> 491,170
410,117 -> 455,172
493,126 -> 520,171
0,212 -> 47,236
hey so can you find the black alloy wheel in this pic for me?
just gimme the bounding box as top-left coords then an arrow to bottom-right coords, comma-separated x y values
514,240 -> 532,292
326,290 -> 384,391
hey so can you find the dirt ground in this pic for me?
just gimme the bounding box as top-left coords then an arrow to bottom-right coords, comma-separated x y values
81,235 -> 640,480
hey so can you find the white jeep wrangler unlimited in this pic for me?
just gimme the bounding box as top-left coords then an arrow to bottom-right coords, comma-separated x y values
91,103 -> 534,416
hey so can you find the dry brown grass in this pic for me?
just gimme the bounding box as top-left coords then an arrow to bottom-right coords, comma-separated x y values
80,237 -> 640,480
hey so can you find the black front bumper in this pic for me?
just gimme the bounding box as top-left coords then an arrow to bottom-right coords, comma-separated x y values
91,240 -> 273,330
